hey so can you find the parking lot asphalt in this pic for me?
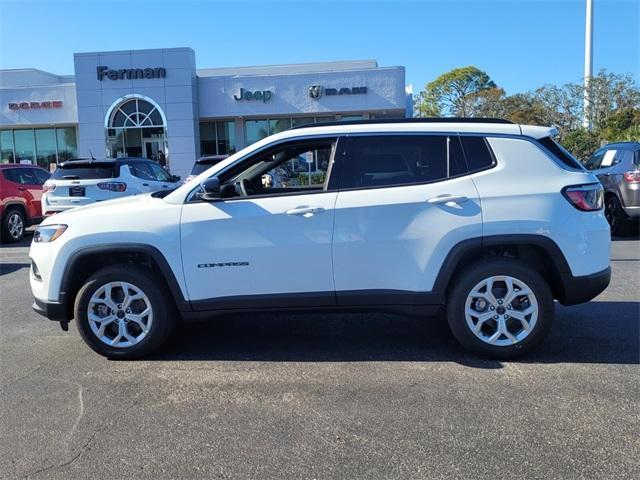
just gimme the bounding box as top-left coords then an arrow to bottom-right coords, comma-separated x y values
1,233 -> 639,480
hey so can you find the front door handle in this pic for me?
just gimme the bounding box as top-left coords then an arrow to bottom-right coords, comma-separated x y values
286,206 -> 326,216
427,195 -> 469,205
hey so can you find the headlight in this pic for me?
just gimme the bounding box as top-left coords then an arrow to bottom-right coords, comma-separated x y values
33,224 -> 67,243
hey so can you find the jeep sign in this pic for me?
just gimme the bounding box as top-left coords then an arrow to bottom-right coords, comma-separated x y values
234,88 -> 273,102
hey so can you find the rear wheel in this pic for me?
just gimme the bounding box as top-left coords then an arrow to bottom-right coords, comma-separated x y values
447,258 -> 554,359
605,195 -> 632,236
74,265 -> 175,359
2,208 -> 26,243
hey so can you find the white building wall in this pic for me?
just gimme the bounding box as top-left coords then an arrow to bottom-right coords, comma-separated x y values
73,48 -> 199,179
0,83 -> 77,127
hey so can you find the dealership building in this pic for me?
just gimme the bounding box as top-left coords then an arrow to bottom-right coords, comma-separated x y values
0,47 -> 410,178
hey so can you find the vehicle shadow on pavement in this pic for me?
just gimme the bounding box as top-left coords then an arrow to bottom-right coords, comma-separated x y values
0,262 -> 30,275
150,300 -> 639,367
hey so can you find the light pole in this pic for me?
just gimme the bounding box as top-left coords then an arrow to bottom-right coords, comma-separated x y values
583,0 -> 593,129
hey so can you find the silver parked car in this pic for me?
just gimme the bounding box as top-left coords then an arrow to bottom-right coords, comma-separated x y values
585,142 -> 640,235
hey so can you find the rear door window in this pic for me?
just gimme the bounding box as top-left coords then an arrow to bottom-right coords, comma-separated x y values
3,168 -> 37,185
585,150 -> 605,170
128,162 -> 156,181
341,135 -> 466,189
147,163 -> 172,182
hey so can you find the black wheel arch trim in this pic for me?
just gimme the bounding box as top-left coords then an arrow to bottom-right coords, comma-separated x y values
59,243 -> 191,313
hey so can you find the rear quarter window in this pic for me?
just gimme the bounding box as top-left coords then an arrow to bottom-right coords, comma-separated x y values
51,164 -> 117,180
459,136 -> 495,172
537,136 -> 583,170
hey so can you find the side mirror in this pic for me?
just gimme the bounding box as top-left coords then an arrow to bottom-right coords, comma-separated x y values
201,177 -> 221,201
171,174 -> 181,182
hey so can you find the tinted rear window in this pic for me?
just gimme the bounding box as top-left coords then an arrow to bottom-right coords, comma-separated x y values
459,136 -> 495,172
537,137 -> 583,169
51,163 -> 117,180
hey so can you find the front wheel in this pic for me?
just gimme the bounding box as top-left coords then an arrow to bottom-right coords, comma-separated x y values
74,265 -> 176,359
447,258 -> 554,359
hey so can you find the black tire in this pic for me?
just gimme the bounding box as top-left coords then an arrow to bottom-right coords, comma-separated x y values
74,264 -> 176,359
605,195 -> 632,236
446,257 -> 554,359
2,207 -> 26,243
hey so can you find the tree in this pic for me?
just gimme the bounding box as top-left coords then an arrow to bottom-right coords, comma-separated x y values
415,66 -> 497,117
560,128 -> 601,162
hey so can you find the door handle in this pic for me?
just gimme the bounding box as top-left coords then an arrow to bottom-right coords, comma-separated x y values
18,187 -> 26,191
142,183 -> 149,187
286,206 -> 326,216
427,195 -> 469,205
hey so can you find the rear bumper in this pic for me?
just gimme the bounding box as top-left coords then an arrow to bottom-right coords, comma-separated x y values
557,267 -> 611,306
32,296 -> 69,323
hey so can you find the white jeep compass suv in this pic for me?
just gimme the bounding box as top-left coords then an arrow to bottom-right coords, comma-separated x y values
29,119 -> 611,359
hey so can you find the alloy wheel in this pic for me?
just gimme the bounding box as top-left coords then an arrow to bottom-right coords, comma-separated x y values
464,275 -> 538,346
7,213 -> 24,239
87,281 -> 153,348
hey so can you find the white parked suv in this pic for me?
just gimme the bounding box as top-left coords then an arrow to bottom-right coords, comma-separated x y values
42,158 -> 180,215
29,119 -> 611,359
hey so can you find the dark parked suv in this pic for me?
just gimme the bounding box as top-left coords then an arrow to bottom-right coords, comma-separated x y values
584,142 -> 640,235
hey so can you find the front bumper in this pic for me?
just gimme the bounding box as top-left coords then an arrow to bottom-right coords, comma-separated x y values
32,296 -> 69,323
557,266 -> 611,306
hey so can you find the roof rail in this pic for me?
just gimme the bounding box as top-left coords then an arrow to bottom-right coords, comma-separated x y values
291,117 -> 514,129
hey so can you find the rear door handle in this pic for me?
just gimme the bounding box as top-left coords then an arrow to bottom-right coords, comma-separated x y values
286,206 -> 326,216
427,195 -> 469,205
142,183 -> 149,187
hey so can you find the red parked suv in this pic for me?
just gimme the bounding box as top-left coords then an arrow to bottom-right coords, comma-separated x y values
1,164 -> 50,243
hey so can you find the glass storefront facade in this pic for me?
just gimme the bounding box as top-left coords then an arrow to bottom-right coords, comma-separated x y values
199,120 -> 236,156
0,127 -> 77,168
244,115 -> 363,145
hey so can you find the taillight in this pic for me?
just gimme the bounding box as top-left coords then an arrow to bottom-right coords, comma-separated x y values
562,183 -> 604,211
97,182 -> 127,192
42,182 -> 56,193
623,171 -> 640,183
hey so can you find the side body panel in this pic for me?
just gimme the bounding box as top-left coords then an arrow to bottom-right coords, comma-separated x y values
476,137 -> 610,276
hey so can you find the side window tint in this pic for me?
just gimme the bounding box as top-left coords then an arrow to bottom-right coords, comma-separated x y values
460,136 -> 495,172
342,135 -> 464,189
129,163 -> 155,181
599,150 -> 617,168
32,168 -> 50,185
5,168 -> 37,185
585,151 -> 604,170
148,163 -> 172,182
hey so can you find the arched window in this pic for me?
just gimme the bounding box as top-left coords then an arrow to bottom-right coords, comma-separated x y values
109,98 -> 164,128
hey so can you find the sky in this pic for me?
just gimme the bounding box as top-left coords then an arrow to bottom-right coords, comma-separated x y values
0,0 -> 638,95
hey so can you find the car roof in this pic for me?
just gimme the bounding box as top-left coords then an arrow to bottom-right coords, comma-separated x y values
598,142 -> 640,150
58,157 -> 154,167
269,120 -> 556,141
0,163 -> 48,170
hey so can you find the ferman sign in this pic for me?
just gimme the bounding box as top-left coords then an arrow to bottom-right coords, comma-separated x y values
97,66 -> 166,81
